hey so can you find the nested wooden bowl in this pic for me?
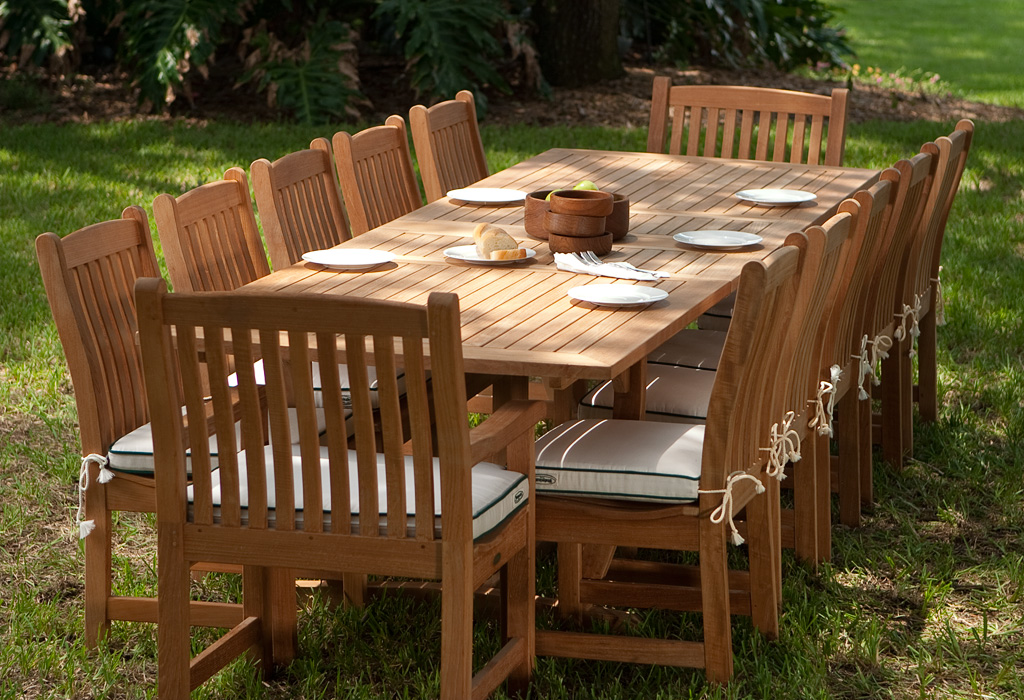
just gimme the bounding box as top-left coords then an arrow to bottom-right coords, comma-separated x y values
548,189 -> 614,217
547,231 -> 614,255
606,194 -> 630,240
524,190 -> 552,240
544,211 -> 607,238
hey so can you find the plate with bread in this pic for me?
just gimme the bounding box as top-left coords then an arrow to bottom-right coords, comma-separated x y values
446,187 -> 527,205
446,224 -> 535,264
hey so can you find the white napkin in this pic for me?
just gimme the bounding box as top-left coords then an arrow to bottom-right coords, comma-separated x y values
553,253 -> 661,281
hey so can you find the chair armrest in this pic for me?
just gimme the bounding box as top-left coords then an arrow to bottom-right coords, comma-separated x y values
468,399 -> 546,466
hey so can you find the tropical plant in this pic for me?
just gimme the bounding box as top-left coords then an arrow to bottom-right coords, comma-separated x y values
240,13 -> 364,125
373,0 -> 509,110
0,0 -> 73,70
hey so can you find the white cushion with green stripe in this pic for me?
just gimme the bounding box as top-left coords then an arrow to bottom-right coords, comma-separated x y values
195,445 -> 528,541
534,419 -> 703,503
231,360 -> 411,409
648,329 -> 726,370
578,364 -> 714,424
107,407 -> 332,476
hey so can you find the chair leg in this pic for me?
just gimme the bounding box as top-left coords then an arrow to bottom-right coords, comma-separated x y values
84,485 -> 112,648
881,344 -> 906,467
900,342 -> 915,461
813,430 -> 832,563
918,308 -> 938,422
793,446 -> 819,566
268,568 -> 298,667
341,573 -> 368,608
157,525 -> 193,700
745,477 -> 779,639
440,543 -> 474,700
556,543 -> 584,622
858,388 -> 874,508
837,390 -> 862,528
502,542 -> 535,694
699,517 -> 733,683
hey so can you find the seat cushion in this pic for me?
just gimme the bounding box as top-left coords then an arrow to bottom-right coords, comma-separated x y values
534,419 -> 704,503
578,364 -> 715,424
107,407 -> 332,476
648,329 -> 727,370
196,445 -> 528,541
697,292 -> 735,331
231,360 -> 412,410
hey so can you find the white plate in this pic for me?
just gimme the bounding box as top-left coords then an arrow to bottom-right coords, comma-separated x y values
301,249 -> 396,270
443,244 -> 536,265
446,188 -> 527,205
673,230 -> 763,249
568,284 -> 668,307
735,188 -> 817,206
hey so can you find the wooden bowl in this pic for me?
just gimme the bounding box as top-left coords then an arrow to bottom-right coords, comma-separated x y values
606,194 -> 630,240
548,189 -> 614,217
548,231 -> 614,255
544,211 -> 607,238
524,190 -> 552,240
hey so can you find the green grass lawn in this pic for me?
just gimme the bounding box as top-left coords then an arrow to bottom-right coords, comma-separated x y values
3,1 -> 1024,697
830,0 -> 1024,107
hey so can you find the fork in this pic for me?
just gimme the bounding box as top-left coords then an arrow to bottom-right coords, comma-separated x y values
577,250 -> 669,277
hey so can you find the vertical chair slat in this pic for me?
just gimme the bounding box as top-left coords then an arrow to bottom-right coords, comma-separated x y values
316,332 -> 351,535
403,335 -> 435,542
204,327 -> 241,527
176,325 -> 214,526
346,334 -> 379,535
374,334 -> 407,539
289,330 -> 323,533
259,329 -> 294,531
232,328 -> 268,530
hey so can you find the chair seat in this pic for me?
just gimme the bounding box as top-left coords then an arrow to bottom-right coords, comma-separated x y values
232,360 -> 412,410
698,293 -> 735,331
108,407 -> 330,475
648,329 -> 727,370
534,419 -> 704,503
196,445 -> 528,540
579,365 -> 715,424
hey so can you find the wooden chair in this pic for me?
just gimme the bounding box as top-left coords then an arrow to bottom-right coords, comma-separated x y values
153,167 -> 270,292
409,90 -> 489,203
648,77 -> 850,332
35,208 -> 243,647
533,242 -> 810,681
586,213 -> 852,566
137,283 -> 544,699
332,115 -> 423,235
908,120 -> 974,424
251,137 -> 351,270
648,77 -> 849,166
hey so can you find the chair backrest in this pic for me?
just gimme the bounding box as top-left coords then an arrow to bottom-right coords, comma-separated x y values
137,281 -> 468,544
36,207 -> 160,455
825,179 -> 896,369
648,77 -> 849,166
873,152 -> 936,332
409,90 -> 489,202
332,115 -> 423,236
251,137 -> 351,270
780,209 -> 854,427
911,119 -> 974,300
154,167 -> 270,292
701,243 -> 805,492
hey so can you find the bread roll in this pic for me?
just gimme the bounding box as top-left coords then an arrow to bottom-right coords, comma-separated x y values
473,223 -> 520,258
489,247 -> 528,260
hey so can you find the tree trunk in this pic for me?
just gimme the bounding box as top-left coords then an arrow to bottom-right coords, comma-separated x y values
534,0 -> 623,88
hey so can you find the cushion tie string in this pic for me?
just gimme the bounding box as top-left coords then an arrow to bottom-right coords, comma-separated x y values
894,304 -> 912,342
907,294 -> 923,358
933,266 -> 946,326
698,471 -> 766,546
77,454 -> 114,539
760,423 -> 788,480
808,379 -> 836,437
852,334 -> 872,399
869,333 -> 893,386
781,410 -> 802,463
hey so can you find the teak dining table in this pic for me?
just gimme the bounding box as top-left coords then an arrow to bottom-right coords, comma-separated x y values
239,147 -> 879,418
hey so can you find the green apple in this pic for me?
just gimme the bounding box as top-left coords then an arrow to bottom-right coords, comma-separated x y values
574,180 -> 598,191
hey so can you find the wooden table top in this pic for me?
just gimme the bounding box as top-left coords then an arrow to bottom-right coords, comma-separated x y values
241,148 -> 879,383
